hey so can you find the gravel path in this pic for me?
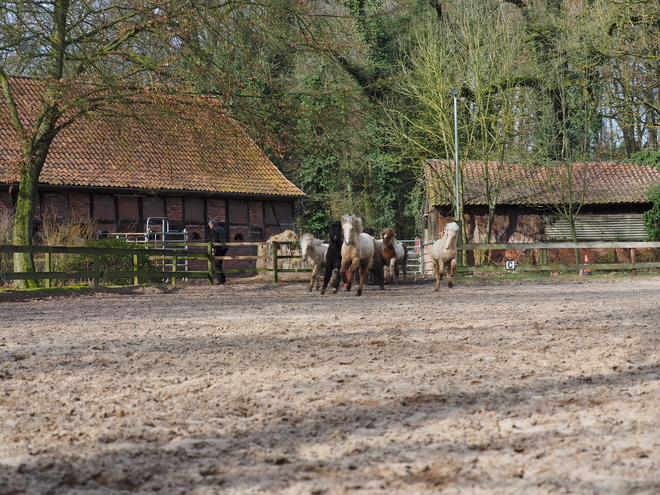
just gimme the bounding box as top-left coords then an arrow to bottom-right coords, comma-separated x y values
1,276 -> 659,494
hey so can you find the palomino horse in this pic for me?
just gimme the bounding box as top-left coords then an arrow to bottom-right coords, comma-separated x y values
381,227 -> 408,283
299,233 -> 328,291
340,215 -> 376,296
429,222 -> 459,290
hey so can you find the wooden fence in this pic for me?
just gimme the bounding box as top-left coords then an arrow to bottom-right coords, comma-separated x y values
419,240 -> 660,276
2,240 -> 660,288
0,241 -> 307,287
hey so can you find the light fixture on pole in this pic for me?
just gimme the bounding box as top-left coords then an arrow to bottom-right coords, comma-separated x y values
451,88 -> 461,233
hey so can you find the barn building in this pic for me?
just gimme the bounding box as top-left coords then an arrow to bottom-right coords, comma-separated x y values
425,160 -> 660,244
0,76 -> 305,244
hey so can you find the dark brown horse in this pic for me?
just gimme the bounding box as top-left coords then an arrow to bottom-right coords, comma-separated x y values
381,227 -> 408,283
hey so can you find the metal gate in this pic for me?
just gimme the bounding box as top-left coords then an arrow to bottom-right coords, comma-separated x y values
400,238 -> 424,277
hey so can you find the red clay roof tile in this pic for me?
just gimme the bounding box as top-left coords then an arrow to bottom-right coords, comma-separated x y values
427,160 -> 660,207
0,77 -> 305,198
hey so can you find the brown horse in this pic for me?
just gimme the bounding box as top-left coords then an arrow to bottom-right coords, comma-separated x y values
429,222 -> 459,290
381,228 -> 408,283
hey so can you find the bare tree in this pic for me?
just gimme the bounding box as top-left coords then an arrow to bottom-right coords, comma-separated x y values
1,0 -> 175,286
387,0 -> 534,247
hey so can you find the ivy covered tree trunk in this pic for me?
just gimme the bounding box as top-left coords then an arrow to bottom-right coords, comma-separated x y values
12,138 -> 52,288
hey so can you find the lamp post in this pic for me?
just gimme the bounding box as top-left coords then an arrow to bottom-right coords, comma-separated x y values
451,88 -> 461,239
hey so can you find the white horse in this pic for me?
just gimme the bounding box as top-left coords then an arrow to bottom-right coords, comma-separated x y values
300,233 -> 328,291
340,215 -> 375,296
381,227 -> 408,283
429,222 -> 459,290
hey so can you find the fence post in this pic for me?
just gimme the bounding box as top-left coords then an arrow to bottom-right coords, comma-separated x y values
93,253 -> 99,288
207,243 -> 214,284
44,252 -> 51,288
540,248 -> 547,267
419,241 -> 425,279
172,255 -> 177,285
631,248 -> 637,276
272,241 -> 279,283
133,254 -> 139,285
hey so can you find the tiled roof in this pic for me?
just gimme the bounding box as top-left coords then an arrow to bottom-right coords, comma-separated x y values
427,160 -> 660,207
0,77 -> 305,198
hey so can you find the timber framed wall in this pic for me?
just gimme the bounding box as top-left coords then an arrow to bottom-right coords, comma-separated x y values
0,187 -> 296,242
426,204 -> 651,243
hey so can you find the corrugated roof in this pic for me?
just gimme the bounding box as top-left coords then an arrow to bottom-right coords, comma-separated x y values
427,160 -> 660,207
0,76 -> 305,198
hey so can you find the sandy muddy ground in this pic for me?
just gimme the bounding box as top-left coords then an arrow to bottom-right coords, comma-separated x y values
0,275 -> 659,495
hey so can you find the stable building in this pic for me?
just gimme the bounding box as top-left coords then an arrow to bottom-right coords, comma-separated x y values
425,160 -> 660,243
0,76 -> 305,243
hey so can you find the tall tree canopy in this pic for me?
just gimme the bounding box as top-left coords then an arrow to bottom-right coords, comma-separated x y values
4,0 -> 660,266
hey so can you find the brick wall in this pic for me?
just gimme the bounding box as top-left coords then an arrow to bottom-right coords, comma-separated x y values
166,197 -> 183,223
184,197 -> 204,225
70,194 -> 91,222
41,193 -> 69,220
118,197 -> 139,223
249,201 -> 263,224
143,197 -> 165,220
207,199 -> 226,222
228,200 -> 248,223
185,224 -> 206,242
93,195 -> 115,221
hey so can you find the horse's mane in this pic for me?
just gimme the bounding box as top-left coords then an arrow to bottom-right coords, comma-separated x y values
341,214 -> 363,235
443,222 -> 459,234
300,233 -> 324,247
381,228 -> 396,244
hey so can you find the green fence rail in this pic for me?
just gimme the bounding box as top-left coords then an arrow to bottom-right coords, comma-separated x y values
3,240 -> 660,288
419,240 -> 660,276
0,241 -> 308,287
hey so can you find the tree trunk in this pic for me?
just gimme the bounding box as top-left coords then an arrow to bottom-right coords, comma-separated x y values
12,141 -> 51,288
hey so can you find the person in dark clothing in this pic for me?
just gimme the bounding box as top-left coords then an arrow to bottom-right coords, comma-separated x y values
209,219 -> 229,284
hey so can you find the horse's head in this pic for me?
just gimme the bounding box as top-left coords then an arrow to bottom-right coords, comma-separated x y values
300,233 -> 314,261
341,215 -> 364,245
442,222 -> 460,249
381,228 -> 395,246
342,217 -> 354,246
328,221 -> 342,243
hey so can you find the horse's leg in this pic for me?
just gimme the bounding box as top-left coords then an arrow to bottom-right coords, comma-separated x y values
309,263 -> 318,291
346,257 -> 366,295
344,258 -> 366,295
320,262 -> 333,295
447,258 -> 457,288
433,260 -> 443,291
339,258 -> 351,290
316,263 -> 325,290
369,261 -> 384,290
330,267 -> 340,293
376,260 -> 385,290
392,259 -> 399,284
356,260 -> 369,296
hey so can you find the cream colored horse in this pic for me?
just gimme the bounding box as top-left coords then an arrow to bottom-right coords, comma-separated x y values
300,233 -> 328,291
340,215 -> 375,296
429,222 -> 459,290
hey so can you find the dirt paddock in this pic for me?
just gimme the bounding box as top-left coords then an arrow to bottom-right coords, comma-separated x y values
1,275 -> 659,494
